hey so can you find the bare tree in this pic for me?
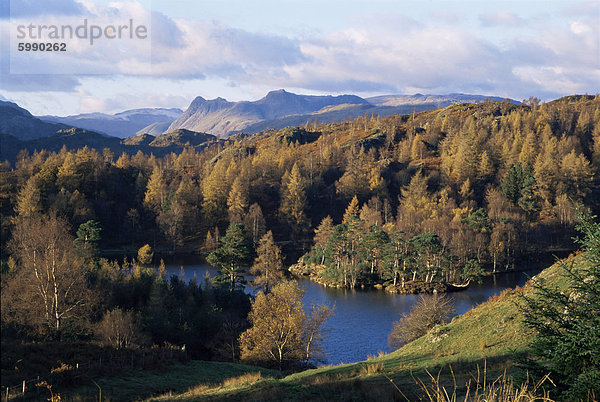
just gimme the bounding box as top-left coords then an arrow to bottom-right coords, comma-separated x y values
7,215 -> 93,336
96,308 -> 146,349
388,294 -> 455,350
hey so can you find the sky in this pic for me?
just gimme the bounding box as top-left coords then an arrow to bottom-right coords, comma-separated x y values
0,0 -> 598,116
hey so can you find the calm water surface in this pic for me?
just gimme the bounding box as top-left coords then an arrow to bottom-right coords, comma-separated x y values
165,254 -> 558,365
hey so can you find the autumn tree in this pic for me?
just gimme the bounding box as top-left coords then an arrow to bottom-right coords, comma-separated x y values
14,176 -> 43,218
244,203 -> 267,248
137,244 -> 154,266
280,163 -> 309,238
335,147 -> 370,200
251,231 -> 285,293
313,216 -> 334,264
202,158 -> 230,225
96,308 -> 146,349
388,294 -> 455,350
6,215 -> 94,336
228,177 -> 249,225
342,195 -> 360,224
144,166 -> 167,214
239,281 -> 332,370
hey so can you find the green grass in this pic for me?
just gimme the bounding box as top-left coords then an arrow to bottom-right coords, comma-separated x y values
58,254 -> 580,401
58,361 -> 280,401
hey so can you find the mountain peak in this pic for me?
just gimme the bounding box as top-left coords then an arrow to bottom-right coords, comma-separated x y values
190,96 -> 207,108
267,89 -> 289,95
263,89 -> 294,100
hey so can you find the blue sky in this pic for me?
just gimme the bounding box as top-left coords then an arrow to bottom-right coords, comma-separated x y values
0,0 -> 598,115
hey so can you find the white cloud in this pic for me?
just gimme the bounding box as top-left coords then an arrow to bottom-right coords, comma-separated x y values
479,11 -> 525,27
570,21 -> 592,35
2,1 -> 599,113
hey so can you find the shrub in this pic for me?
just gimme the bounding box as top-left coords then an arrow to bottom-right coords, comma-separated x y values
388,293 -> 455,350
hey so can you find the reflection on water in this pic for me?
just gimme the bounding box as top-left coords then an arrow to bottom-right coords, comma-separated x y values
165,253 -> 559,365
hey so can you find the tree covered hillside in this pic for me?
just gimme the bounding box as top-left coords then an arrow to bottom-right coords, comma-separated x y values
1,95 -> 598,269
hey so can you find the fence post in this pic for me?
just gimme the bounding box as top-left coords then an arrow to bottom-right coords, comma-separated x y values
22,380 -> 25,395
6,386 -> 9,402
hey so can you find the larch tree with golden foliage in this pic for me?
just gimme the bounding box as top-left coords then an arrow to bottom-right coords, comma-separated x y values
14,176 -> 42,218
202,159 -> 230,225
279,163 -> 309,238
227,177 -> 249,225
251,231 -> 285,293
144,166 -> 167,213
342,195 -> 360,224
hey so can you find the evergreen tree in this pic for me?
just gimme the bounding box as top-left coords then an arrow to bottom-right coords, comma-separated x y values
521,211 -> 600,400
207,224 -> 251,291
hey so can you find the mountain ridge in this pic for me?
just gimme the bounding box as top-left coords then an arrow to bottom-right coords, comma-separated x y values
165,89 -> 372,137
167,90 -> 519,137
39,107 -> 183,138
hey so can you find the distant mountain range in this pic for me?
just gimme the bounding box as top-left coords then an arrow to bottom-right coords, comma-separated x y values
0,101 -> 218,163
165,90 -> 371,137
39,108 -> 183,139
165,91 -> 517,137
0,91 -> 519,161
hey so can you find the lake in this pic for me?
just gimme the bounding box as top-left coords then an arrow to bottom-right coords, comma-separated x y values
165,254 -> 559,365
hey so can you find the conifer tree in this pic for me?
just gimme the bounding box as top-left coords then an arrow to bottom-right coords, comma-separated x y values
144,166 -> 167,213
401,171 -> 429,213
521,211 -> 600,399
342,195 -> 360,224
207,224 -> 251,291
313,216 -> 334,264
227,177 -> 249,225
15,176 -> 42,218
251,231 -> 285,293
202,159 -> 230,225
280,163 -> 308,237
244,203 -> 267,247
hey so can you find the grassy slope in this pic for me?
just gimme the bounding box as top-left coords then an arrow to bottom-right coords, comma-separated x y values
59,361 -> 280,401
61,255 -> 578,401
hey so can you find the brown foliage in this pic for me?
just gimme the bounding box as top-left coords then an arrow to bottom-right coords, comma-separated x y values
388,293 -> 455,350
5,214 -> 95,336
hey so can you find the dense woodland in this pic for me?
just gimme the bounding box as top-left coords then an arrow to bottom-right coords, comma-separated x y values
1,95 -> 599,371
